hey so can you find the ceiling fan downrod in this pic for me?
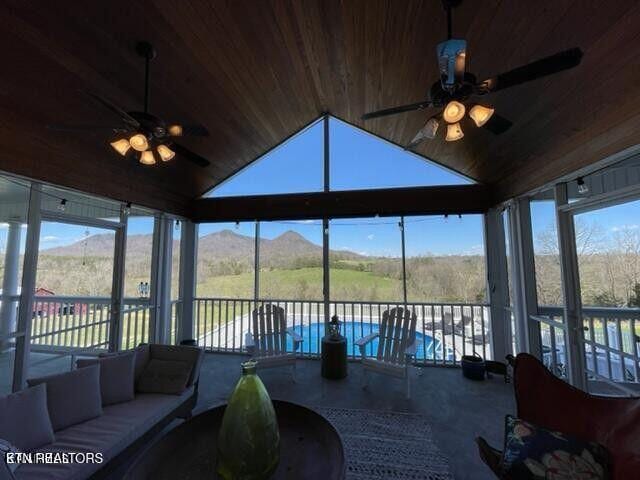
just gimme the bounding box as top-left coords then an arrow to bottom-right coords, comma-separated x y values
135,41 -> 156,114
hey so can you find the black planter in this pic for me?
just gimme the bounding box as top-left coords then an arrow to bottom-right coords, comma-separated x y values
461,354 -> 486,380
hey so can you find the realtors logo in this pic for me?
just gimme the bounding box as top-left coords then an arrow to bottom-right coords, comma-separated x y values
5,452 -> 104,465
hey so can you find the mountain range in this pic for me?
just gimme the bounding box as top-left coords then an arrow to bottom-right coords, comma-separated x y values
42,229 -> 363,261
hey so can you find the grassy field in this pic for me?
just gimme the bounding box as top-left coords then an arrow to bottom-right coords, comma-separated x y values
196,266 -> 402,301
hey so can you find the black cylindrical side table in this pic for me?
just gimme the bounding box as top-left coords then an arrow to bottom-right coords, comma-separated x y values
321,335 -> 348,379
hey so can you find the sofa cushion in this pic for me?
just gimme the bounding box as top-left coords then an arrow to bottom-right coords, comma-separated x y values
149,344 -> 203,387
99,344 -> 150,381
137,359 -> 191,395
13,387 -> 194,480
500,415 -> 609,480
27,365 -> 102,431
0,384 -> 54,451
77,351 -> 135,406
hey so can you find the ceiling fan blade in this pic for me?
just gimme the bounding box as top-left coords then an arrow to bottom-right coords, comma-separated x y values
479,48 -> 583,93
362,100 -> 432,120
171,142 -> 211,167
46,124 -> 125,133
84,91 -> 140,128
483,113 -> 513,134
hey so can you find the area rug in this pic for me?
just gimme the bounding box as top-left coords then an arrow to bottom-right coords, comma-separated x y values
315,407 -> 454,480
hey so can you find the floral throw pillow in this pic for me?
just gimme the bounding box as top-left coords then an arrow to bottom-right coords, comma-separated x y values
500,415 -> 609,480
0,438 -> 20,474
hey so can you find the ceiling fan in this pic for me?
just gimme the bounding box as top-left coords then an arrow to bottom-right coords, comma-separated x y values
362,0 -> 583,148
48,41 -> 211,167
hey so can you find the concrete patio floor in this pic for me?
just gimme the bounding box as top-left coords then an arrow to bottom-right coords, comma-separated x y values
196,353 -> 515,480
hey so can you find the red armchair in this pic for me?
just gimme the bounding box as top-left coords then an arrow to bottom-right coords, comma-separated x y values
477,353 -> 640,479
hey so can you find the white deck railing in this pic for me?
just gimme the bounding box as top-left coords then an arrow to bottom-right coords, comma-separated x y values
193,298 -> 492,365
30,295 -> 152,352
534,305 -> 640,392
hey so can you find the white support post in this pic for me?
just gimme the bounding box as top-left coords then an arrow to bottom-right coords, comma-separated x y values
512,198 -> 543,357
155,216 -> 173,344
555,183 -> 587,389
0,220 -> 22,351
149,214 -> 173,344
110,205 -> 127,352
178,221 -> 197,342
484,208 -> 509,362
13,184 -> 42,391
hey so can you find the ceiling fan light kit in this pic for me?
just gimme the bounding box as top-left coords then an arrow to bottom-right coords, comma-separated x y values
445,122 -> 464,142
468,104 -> 494,127
167,124 -> 183,136
157,144 -> 176,162
50,41 -> 211,168
442,100 -> 465,123
110,138 -> 131,156
128,133 -> 149,152
139,150 -> 156,165
361,0 -> 583,147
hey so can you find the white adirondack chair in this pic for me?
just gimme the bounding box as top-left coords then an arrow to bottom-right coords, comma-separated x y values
244,303 -> 303,381
355,307 -> 418,399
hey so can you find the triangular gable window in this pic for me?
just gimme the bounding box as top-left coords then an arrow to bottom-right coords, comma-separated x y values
205,115 -> 471,198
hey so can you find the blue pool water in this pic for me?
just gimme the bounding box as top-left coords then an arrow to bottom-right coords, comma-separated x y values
286,321 -> 446,361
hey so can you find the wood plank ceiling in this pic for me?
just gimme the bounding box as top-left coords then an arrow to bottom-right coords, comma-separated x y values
2,0 -> 640,215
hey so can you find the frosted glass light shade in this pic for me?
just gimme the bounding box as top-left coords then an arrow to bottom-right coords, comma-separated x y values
139,150 -> 156,165
408,117 -> 439,148
443,101 -> 465,123
110,138 -> 131,156
157,144 -> 175,162
445,122 -> 464,141
469,105 -> 495,127
129,134 -> 149,152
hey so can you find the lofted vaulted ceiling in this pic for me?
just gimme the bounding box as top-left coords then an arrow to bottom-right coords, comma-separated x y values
2,0 -> 640,216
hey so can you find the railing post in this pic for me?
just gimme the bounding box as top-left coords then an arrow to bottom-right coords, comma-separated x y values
13,183 -> 41,391
555,183 -> 587,390
484,208 -> 509,362
178,221 -> 197,343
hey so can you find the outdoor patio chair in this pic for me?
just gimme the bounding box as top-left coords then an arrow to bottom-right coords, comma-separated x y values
355,306 -> 418,399
244,303 -> 303,381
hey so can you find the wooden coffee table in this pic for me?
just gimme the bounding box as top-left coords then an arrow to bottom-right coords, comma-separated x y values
124,400 -> 346,479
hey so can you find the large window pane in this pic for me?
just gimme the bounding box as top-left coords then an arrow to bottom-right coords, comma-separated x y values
405,215 -> 486,303
206,120 -> 324,197
530,191 -> 563,306
36,222 -> 115,296
329,117 -> 470,191
329,217 -> 403,302
31,221 -> 115,376
574,199 -> 640,308
258,220 -> 323,300
196,222 -> 255,298
124,210 -> 154,298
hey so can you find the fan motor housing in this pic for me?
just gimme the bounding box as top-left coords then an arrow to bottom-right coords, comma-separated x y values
429,72 -> 477,107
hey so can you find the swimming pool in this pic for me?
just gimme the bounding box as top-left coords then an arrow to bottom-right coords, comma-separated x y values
286,321 -> 446,361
